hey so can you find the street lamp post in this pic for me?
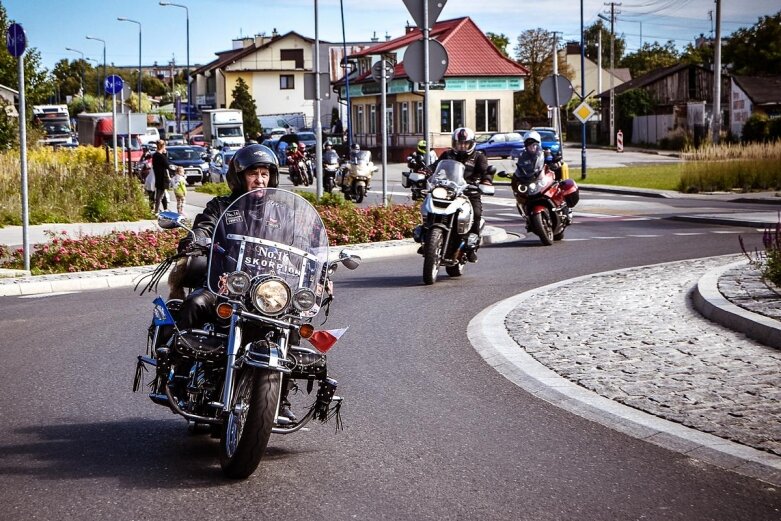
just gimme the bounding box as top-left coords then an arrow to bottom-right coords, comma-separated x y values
160,2 -> 190,140
85,35 -> 106,110
117,17 -> 142,113
86,57 -> 100,103
65,47 -> 85,104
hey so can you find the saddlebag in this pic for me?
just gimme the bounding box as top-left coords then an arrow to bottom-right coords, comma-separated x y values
560,179 -> 580,208
401,170 -> 411,188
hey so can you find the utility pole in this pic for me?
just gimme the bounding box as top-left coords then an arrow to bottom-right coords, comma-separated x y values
711,0 -> 722,144
603,2 -> 620,147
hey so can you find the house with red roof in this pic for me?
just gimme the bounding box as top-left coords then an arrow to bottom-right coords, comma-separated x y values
336,17 -> 529,160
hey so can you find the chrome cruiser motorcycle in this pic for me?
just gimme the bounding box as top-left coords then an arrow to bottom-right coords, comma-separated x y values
414,159 -> 494,285
134,188 -> 360,479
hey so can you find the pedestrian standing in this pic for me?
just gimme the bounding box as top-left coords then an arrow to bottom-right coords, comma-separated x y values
152,139 -> 172,213
171,166 -> 187,215
143,164 -> 156,210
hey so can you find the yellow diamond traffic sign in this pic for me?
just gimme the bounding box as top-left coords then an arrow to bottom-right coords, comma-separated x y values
573,102 -> 595,124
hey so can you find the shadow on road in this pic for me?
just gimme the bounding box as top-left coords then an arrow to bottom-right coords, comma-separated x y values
0,419 -> 298,488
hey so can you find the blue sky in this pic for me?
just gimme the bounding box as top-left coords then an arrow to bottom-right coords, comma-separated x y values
6,0 -> 779,72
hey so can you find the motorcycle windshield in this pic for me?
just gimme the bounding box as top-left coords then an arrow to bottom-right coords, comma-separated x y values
351,150 -> 371,165
427,159 -> 467,190
323,150 -> 339,164
207,188 -> 330,316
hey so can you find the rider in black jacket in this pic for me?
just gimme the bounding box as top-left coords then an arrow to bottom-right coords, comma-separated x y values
435,127 -> 493,262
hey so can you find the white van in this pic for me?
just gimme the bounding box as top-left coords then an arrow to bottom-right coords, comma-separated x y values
139,127 -> 160,145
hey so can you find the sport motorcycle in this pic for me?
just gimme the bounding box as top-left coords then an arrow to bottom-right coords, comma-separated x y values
499,161 -> 579,245
134,188 -> 360,479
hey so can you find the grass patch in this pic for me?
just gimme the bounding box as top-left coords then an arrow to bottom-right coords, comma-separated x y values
574,163 -> 683,191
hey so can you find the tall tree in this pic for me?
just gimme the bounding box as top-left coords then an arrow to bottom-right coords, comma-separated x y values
723,10 -> 781,76
583,21 -> 626,66
680,36 -> 714,67
486,32 -> 510,57
620,41 -> 679,78
229,77 -> 260,138
514,28 -> 557,119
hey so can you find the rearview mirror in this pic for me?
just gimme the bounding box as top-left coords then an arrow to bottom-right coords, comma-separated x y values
339,250 -> 362,270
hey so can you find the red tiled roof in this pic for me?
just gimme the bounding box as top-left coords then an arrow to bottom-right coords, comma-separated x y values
347,17 -> 528,83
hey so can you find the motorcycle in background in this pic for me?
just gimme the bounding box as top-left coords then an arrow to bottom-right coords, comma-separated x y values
287,155 -> 310,186
340,150 -> 376,203
414,159 -> 494,285
134,188 -> 360,479
401,153 -> 431,201
322,148 -> 340,193
499,159 -> 579,245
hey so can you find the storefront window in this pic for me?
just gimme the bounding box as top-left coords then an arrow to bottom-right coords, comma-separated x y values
399,102 -> 409,134
440,100 -> 464,133
355,105 -> 364,134
476,100 -> 498,132
369,105 -> 377,134
415,101 -> 423,134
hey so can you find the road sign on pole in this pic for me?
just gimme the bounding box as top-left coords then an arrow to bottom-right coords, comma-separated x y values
540,75 -> 574,107
7,23 -> 29,270
573,101 -> 595,124
402,0 -> 447,29
104,74 -> 124,95
6,23 -> 26,57
403,39 -> 448,84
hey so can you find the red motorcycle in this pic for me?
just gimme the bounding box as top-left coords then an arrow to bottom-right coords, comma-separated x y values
500,161 -> 579,245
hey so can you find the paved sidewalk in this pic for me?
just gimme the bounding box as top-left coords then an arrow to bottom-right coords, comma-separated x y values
469,255 -> 781,486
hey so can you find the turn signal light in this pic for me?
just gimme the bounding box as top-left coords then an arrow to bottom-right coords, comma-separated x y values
299,323 -> 314,339
216,302 -> 233,319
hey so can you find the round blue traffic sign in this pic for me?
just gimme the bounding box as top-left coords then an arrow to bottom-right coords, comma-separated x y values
6,23 -> 26,58
104,74 -> 124,95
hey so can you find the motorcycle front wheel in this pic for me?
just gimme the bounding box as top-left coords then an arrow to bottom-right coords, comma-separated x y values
220,368 -> 280,479
531,210 -> 554,246
354,184 -> 365,203
423,228 -> 444,285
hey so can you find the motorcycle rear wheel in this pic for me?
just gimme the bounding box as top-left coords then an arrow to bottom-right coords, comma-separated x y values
423,228 -> 444,285
220,368 -> 280,479
531,211 -> 554,246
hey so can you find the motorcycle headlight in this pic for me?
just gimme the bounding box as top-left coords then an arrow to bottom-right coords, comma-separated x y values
250,277 -> 291,316
292,288 -> 316,312
224,271 -> 251,296
431,186 -> 450,199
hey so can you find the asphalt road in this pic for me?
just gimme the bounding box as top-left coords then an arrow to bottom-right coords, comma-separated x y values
0,190 -> 777,520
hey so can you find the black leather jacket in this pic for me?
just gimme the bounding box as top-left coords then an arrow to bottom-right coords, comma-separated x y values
436,149 -> 491,184
177,194 -> 238,253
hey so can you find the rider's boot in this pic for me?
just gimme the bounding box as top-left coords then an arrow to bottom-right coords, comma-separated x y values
464,232 -> 480,263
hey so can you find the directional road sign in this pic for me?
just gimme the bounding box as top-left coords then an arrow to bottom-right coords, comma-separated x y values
104,74 -> 124,96
6,23 -> 26,58
371,60 -> 395,83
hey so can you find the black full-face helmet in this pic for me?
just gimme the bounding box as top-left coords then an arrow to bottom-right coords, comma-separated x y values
226,143 -> 279,192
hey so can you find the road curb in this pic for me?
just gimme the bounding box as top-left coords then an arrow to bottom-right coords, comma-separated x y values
467,258 -> 781,487
692,259 -> 781,350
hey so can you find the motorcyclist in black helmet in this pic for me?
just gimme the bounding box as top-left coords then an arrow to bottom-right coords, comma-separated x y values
435,127 -> 493,262
166,144 -> 298,421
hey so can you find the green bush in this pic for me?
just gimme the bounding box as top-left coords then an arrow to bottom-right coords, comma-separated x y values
742,113 -> 770,143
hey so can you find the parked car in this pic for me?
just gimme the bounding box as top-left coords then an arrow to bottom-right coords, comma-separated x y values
166,133 -> 186,146
474,131 -> 525,158
189,134 -> 206,147
166,145 -> 210,185
261,138 -> 285,165
139,127 -> 161,146
208,147 -> 237,183
294,131 -> 317,153
531,126 -> 559,139
510,130 -> 561,160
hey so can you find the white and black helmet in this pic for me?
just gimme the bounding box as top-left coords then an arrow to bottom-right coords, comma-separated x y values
452,127 -> 476,155
524,130 -> 542,145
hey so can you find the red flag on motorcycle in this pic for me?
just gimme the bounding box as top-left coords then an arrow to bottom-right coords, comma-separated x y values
307,327 -> 349,353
